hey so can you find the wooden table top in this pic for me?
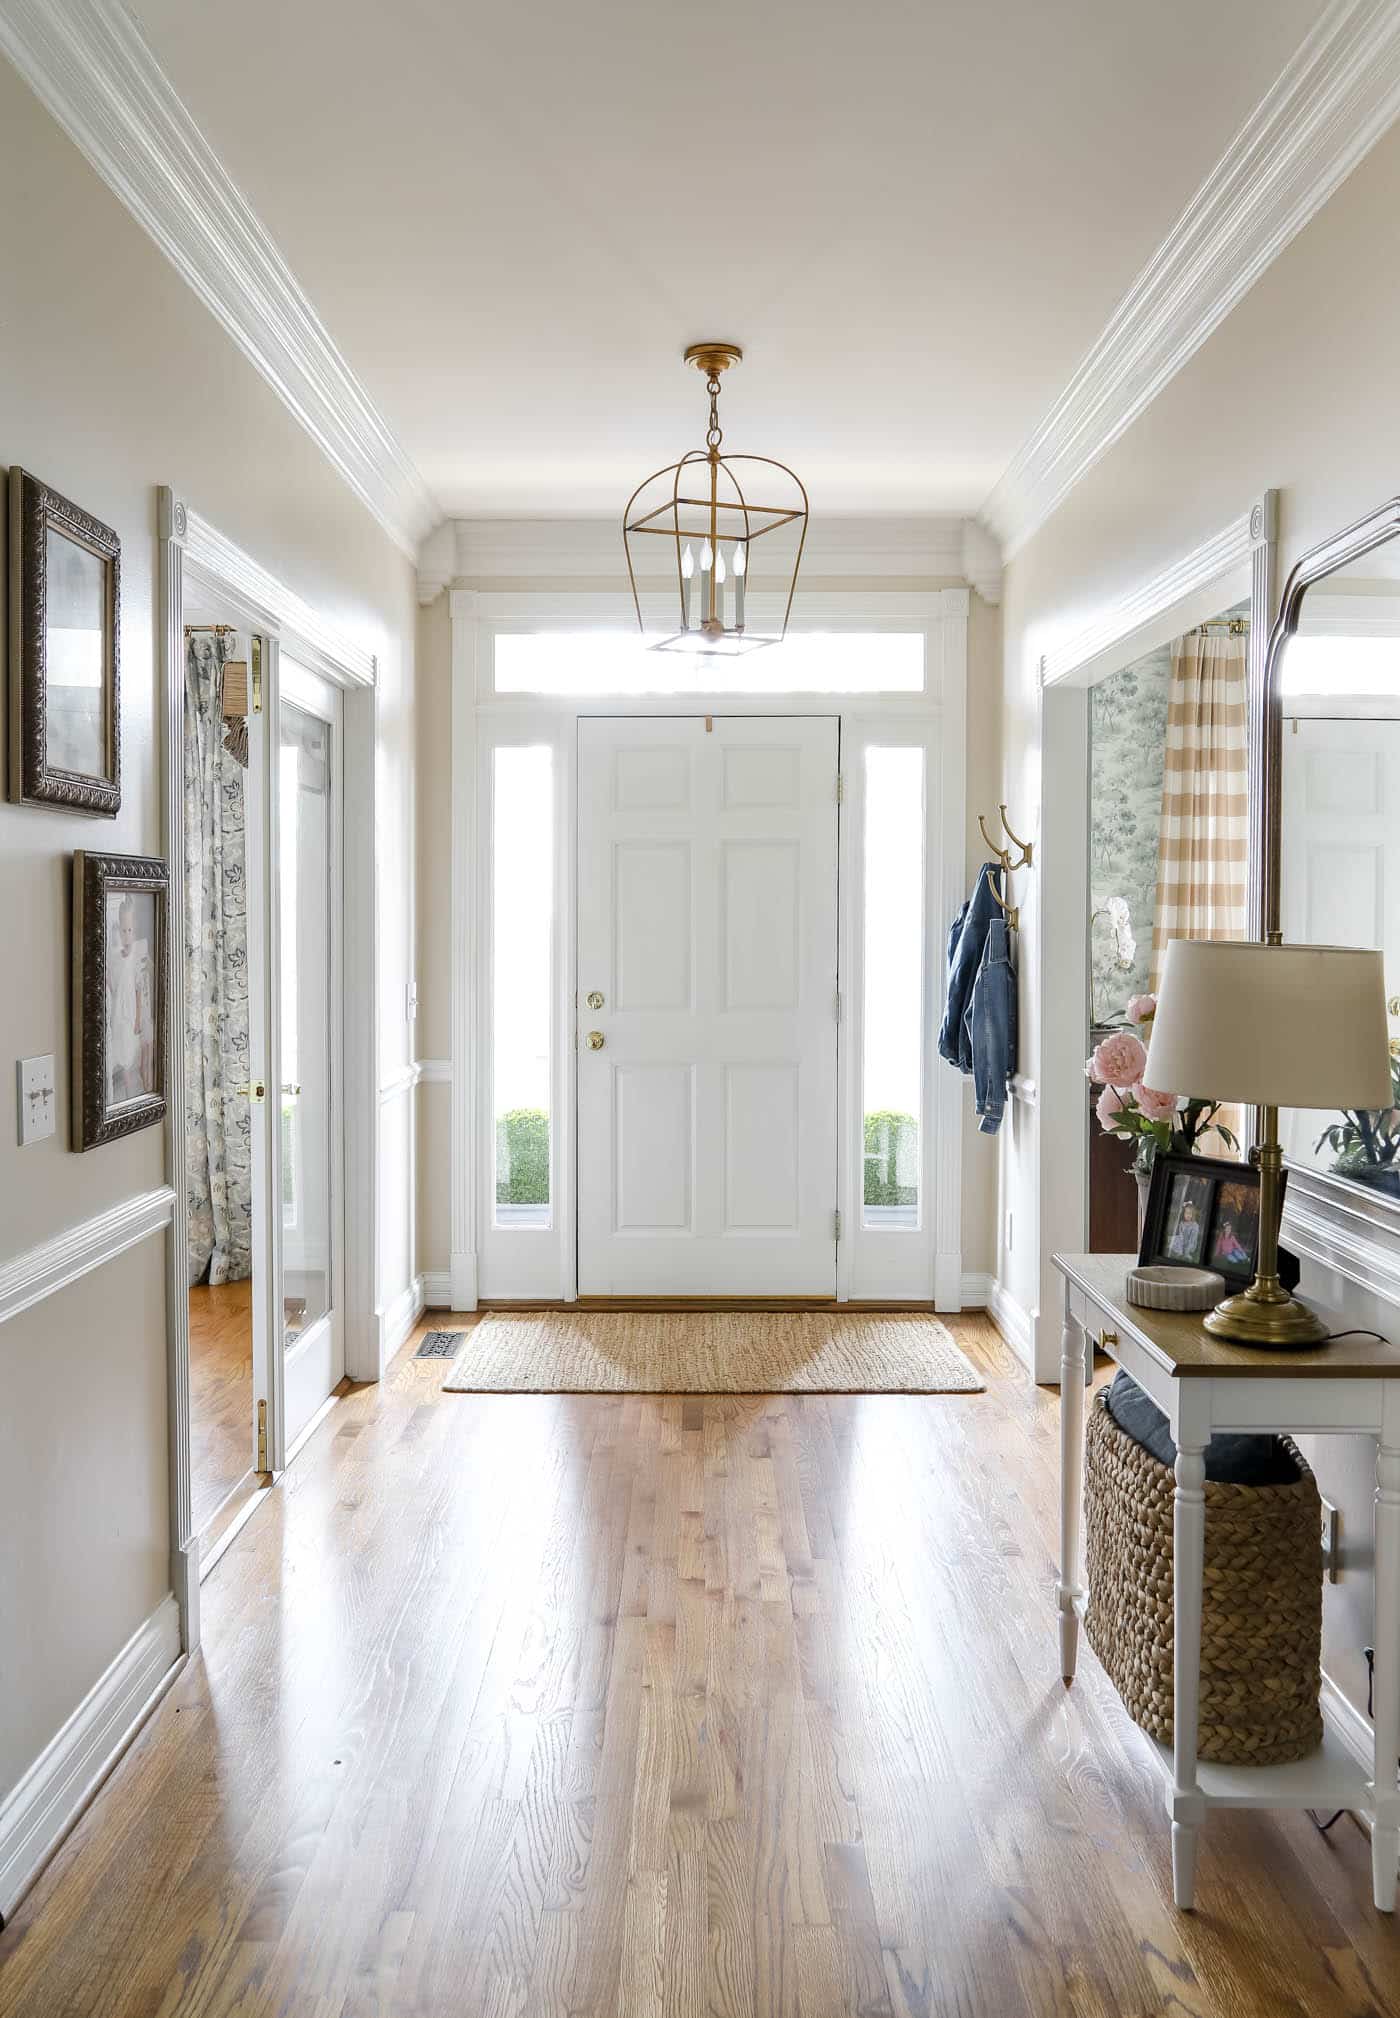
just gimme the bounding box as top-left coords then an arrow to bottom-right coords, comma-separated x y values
1054,1251 -> 1400,1381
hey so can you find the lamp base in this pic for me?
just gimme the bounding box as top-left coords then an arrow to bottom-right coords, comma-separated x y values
1203,1285 -> 1328,1348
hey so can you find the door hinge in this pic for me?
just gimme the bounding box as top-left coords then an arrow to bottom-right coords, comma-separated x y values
251,636 -> 264,715
834,1208 -> 842,1241
257,1396 -> 268,1471
835,771 -> 844,803
834,990 -> 842,1023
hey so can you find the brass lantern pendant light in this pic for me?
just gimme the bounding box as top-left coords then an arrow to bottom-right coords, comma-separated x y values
623,343 -> 809,655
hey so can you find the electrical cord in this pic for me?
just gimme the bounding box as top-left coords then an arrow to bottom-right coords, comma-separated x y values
1321,1329 -> 1392,1343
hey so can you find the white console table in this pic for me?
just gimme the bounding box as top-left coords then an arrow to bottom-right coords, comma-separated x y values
1053,1251 -> 1400,1912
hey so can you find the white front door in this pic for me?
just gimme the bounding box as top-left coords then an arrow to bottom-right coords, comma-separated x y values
576,715 -> 840,1295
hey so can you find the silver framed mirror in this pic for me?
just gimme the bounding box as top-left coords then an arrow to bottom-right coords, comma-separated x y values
1261,497 -> 1400,1283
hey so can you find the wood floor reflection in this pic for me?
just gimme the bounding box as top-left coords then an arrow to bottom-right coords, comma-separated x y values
188,1276 -> 254,1534
2,1312 -> 1398,2017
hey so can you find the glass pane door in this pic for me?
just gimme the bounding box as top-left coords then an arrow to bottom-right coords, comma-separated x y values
276,668 -> 343,1451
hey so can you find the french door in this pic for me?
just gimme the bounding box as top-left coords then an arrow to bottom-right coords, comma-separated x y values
576,715 -> 840,1294
271,657 -> 345,1452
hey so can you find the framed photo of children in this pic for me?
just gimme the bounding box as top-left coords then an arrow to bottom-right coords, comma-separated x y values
71,852 -> 168,1150
1139,1151 -> 1286,1289
8,468 -> 121,815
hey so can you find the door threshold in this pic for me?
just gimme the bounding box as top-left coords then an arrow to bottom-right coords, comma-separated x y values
196,1386 -> 347,1584
481,1295 -> 944,1313
198,1472 -> 273,1580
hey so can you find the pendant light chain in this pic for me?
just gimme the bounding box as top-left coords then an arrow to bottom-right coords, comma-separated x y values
706,373 -> 723,452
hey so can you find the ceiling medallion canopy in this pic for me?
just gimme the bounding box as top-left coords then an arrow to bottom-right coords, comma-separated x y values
623,343 -> 809,655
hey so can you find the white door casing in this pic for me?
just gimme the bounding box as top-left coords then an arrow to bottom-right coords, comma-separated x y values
576,715 -> 840,1294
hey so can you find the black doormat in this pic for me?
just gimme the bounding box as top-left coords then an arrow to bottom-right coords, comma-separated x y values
415,1329 -> 466,1360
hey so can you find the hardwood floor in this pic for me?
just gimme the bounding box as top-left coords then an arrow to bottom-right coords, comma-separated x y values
188,1277 -> 254,1535
2,1313 -> 1398,2017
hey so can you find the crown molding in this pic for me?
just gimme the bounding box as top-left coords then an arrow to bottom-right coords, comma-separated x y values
418,515 -> 1001,603
0,0 -> 440,559
981,0 -> 1400,559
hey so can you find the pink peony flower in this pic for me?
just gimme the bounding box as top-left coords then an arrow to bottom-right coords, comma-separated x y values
1135,1083 -> 1179,1121
1125,993 -> 1156,1025
1096,1086 -> 1129,1131
1088,1030 -> 1148,1086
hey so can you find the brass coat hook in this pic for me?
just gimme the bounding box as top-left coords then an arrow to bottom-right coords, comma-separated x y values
976,803 -> 1033,931
990,802 -> 1033,870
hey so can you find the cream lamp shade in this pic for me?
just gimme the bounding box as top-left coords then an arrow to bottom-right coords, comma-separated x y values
1144,939 -> 1391,1111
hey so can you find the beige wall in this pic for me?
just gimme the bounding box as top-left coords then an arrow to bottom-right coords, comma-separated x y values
0,62 -> 417,1806
998,118 -> 1400,1711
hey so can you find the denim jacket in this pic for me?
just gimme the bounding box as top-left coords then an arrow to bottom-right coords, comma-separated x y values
967,917 -> 1017,1134
938,861 -> 1003,1073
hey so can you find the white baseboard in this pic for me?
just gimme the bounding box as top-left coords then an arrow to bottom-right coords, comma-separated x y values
376,1275 -> 426,1365
0,1594 -> 182,1923
987,1278 -> 1035,1368
959,1271 -> 993,1308
1318,1668 -> 1397,1866
421,1269 -> 453,1308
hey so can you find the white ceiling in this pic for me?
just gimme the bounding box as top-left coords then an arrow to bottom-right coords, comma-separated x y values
130,0 -> 1328,520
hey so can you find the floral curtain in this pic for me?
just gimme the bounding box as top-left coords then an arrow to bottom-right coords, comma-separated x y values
184,631 -> 253,1285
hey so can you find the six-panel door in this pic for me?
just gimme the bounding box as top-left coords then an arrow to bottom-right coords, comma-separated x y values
576,716 -> 840,1294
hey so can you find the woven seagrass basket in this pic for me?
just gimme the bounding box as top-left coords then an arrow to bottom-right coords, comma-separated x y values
1083,1388 -> 1323,1764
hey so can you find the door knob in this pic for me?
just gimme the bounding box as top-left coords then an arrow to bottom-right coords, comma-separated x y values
587,991 -> 605,1011
587,1031 -> 605,1050
239,1082 -> 266,1103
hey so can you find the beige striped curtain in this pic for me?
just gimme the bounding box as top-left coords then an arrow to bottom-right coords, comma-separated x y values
1150,627 -> 1249,991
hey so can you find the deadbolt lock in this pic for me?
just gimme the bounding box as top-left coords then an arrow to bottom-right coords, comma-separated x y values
587,1031 -> 605,1050
587,991 -> 605,1011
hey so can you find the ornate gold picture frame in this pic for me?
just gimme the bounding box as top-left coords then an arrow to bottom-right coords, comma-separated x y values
8,466 -> 121,815
72,851 -> 169,1150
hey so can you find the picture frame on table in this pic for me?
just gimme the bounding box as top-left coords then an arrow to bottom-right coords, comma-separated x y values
72,851 -> 169,1150
8,466 -> 120,815
1139,1151 -> 1289,1290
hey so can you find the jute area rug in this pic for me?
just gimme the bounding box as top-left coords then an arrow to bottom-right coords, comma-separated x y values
441,1309 -> 984,1395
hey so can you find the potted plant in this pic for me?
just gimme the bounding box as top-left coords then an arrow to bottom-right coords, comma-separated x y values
1314,1041 -> 1400,1198
1086,993 -> 1239,1235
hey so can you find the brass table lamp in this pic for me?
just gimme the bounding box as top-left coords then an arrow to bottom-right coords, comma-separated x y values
1143,938 -> 1391,1347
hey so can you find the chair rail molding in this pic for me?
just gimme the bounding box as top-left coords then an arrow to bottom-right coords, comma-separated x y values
0,0 -> 439,557
0,1186 -> 174,1329
981,0 -> 1400,556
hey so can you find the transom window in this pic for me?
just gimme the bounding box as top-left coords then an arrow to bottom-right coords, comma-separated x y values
491,630 -> 924,697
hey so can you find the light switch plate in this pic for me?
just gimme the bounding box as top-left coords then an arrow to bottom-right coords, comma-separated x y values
18,1054 -> 56,1146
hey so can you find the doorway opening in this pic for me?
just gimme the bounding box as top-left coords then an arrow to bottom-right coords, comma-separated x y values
181,611 -> 346,1547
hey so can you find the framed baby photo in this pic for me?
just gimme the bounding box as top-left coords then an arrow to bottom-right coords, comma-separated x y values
72,852 -> 169,1150
1139,1151 -> 1287,1289
8,466 -> 121,815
